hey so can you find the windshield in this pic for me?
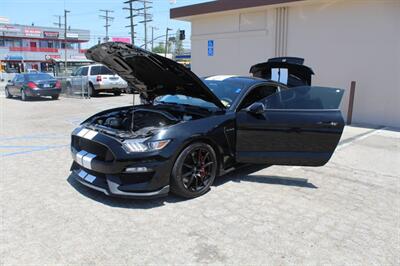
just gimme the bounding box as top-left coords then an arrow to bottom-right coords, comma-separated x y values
24,73 -> 54,81
155,78 -> 247,109
202,79 -> 246,107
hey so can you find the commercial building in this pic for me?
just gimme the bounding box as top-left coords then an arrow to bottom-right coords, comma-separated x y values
0,22 -> 90,73
171,0 -> 400,127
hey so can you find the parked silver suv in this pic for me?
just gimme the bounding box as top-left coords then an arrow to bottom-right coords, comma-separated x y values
66,64 -> 128,96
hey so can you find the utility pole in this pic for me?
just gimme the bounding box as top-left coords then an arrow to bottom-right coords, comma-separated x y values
64,9 -> 70,75
53,15 -> 63,28
123,0 -> 138,45
99,9 -> 114,42
150,26 -> 158,51
123,0 -> 152,49
165,27 -> 172,57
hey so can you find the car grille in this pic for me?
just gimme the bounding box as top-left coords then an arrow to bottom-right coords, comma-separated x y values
72,135 -> 114,162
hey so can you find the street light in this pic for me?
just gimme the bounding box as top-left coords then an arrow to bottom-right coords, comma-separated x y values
165,28 -> 172,57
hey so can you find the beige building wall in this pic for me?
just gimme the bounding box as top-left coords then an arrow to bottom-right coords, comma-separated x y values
188,0 -> 400,127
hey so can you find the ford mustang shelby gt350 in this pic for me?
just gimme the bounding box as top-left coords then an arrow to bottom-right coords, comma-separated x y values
70,42 -> 344,199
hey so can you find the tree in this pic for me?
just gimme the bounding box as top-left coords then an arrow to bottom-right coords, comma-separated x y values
152,42 -> 165,53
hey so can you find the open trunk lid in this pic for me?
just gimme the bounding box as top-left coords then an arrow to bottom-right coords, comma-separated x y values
250,57 -> 315,87
85,42 -> 225,109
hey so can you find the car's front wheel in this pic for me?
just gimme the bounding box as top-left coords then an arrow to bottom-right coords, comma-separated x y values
171,142 -> 218,198
21,89 -> 28,101
5,88 -> 12,98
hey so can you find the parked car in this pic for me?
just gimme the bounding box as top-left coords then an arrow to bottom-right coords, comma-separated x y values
66,64 -> 128,97
5,72 -> 61,101
70,42 -> 345,199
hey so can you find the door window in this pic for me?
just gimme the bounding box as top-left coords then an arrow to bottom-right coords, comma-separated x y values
81,67 -> 88,76
15,75 -> 24,82
264,86 -> 344,110
238,84 -> 280,110
73,68 -> 82,76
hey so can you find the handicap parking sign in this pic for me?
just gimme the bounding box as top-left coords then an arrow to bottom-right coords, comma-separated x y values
208,40 -> 214,56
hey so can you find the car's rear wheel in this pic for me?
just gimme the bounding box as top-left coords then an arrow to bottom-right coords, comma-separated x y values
113,91 -> 121,96
21,89 -> 28,101
5,88 -> 12,98
89,83 -> 98,97
171,142 -> 217,198
51,94 -> 59,100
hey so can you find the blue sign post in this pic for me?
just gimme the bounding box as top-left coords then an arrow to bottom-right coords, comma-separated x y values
208,40 -> 214,56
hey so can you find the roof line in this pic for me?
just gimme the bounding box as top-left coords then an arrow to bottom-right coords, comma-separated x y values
170,0 -> 305,19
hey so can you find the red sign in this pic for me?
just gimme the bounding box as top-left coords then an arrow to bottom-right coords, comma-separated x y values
24,28 -> 41,37
44,31 -> 59,38
112,37 -> 131,43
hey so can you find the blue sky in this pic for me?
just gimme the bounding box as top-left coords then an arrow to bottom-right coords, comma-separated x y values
1,0 -> 209,48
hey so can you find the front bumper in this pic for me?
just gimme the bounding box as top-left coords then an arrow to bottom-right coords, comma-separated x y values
26,88 -> 61,97
70,127 -> 173,198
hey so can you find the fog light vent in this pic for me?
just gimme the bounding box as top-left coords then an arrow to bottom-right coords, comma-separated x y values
124,167 -> 151,173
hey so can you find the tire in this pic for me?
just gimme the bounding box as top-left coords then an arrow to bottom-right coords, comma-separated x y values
21,89 -> 28,101
113,91 -> 121,96
171,142 -> 218,198
5,88 -> 12,98
51,94 -> 59,100
66,83 -> 73,95
89,84 -> 98,97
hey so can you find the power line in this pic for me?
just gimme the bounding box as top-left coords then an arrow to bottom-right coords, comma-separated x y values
53,15 -> 64,28
99,9 -> 114,42
124,0 -> 152,50
123,0 -> 138,46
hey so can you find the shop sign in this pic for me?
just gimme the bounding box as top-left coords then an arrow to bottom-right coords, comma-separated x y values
24,28 -> 41,37
112,37 -> 131,43
0,25 -> 21,33
45,54 -> 61,60
44,31 -> 59,38
66,32 -> 79,39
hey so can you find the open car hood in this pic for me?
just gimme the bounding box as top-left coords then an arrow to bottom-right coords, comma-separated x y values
85,42 -> 225,109
250,57 -> 314,87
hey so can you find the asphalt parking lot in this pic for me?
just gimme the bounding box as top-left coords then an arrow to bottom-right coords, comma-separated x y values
1,93 -> 399,265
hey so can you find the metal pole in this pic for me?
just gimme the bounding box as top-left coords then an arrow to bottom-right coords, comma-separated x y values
64,9 -> 70,75
143,1 -> 147,50
151,26 -> 154,51
129,1 -> 135,45
164,28 -> 171,57
347,81 -> 356,125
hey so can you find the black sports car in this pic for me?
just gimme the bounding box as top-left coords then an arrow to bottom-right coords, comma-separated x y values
70,42 -> 344,199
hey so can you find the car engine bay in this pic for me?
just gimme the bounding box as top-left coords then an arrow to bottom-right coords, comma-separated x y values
85,106 -> 210,139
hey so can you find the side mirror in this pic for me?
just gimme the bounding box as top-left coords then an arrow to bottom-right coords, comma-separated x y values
246,102 -> 265,115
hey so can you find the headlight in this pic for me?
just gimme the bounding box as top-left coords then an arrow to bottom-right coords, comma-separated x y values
122,138 -> 171,153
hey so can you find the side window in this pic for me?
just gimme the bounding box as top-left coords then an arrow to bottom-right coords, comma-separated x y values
238,85 -> 279,110
90,66 -> 101,75
264,86 -> 344,110
81,67 -> 88,76
16,75 -> 24,82
74,68 -> 82,76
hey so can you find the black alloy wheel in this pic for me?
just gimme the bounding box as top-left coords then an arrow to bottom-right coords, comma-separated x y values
171,142 -> 217,198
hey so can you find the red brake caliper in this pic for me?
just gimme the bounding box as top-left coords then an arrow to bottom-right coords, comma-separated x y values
198,150 -> 206,178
